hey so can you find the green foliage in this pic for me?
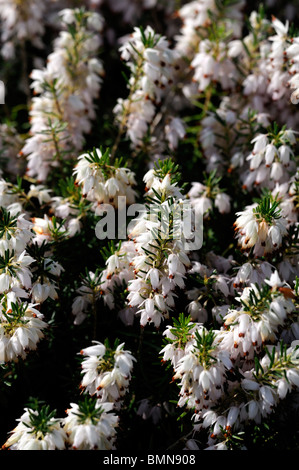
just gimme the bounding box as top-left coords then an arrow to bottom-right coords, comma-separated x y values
24,401 -> 59,437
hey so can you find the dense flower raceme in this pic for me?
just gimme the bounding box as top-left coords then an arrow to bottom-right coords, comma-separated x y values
79,340 -> 136,406
0,0 -> 299,453
113,25 -> 184,153
233,193 -> 289,257
169,325 -> 233,412
21,8 -> 105,181
63,399 -> 118,450
73,148 -> 137,212
126,160 -> 202,328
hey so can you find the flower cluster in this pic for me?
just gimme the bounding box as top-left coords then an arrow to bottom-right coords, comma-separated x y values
234,193 -> 288,256
163,271 -> 298,449
73,148 -> 137,212
63,399 -> 118,450
113,25 -> 182,153
106,0 -> 178,26
79,339 -> 136,407
0,124 -> 24,177
3,397 -> 118,450
0,294 -> 48,363
0,178 -> 68,364
219,272 -> 296,361
195,340 -> 299,450
3,334 -> 133,450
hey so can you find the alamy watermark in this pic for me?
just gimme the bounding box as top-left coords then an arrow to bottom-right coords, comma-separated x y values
95,197 -> 203,251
